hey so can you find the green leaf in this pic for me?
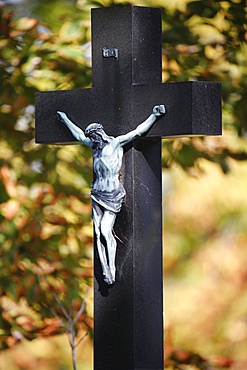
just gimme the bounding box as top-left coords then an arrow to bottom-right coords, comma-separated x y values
59,20 -> 85,42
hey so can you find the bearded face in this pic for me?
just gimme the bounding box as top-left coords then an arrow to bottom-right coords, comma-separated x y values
88,130 -> 109,150
89,131 -> 103,148
85,123 -> 111,150
88,131 -> 101,142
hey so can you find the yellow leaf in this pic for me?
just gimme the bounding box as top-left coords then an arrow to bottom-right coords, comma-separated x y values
14,17 -> 38,32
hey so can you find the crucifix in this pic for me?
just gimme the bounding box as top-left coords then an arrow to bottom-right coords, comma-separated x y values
35,6 -> 221,370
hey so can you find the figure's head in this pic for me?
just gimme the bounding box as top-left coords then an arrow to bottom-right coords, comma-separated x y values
85,123 -> 110,149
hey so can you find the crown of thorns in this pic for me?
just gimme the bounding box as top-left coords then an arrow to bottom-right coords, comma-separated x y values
85,123 -> 104,136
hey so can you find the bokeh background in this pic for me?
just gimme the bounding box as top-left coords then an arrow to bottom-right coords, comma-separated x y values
0,0 -> 247,369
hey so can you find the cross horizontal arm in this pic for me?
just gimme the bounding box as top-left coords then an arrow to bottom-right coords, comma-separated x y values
35,81 -> 221,144
130,81 -> 222,138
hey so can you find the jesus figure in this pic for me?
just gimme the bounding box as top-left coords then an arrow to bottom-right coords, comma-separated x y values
57,105 -> 165,284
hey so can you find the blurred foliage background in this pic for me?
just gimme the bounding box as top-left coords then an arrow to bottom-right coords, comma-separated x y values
0,0 -> 247,369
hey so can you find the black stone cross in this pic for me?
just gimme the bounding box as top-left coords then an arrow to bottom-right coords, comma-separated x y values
35,6 -> 221,370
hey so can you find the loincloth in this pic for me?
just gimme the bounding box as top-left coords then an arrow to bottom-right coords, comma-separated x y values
91,183 -> 126,213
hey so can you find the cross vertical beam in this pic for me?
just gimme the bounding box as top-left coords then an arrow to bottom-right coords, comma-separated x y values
92,8 -> 164,369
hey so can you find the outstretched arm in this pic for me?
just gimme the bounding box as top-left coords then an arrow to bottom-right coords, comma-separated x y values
57,111 -> 92,147
117,105 -> 166,147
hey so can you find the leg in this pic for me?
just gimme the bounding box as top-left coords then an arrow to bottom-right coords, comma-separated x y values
100,210 -> 117,284
92,201 -> 111,284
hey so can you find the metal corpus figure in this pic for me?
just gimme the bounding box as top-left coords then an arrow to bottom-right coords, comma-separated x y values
57,105 -> 165,284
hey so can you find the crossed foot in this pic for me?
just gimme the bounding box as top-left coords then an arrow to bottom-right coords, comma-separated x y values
103,266 -> 116,285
